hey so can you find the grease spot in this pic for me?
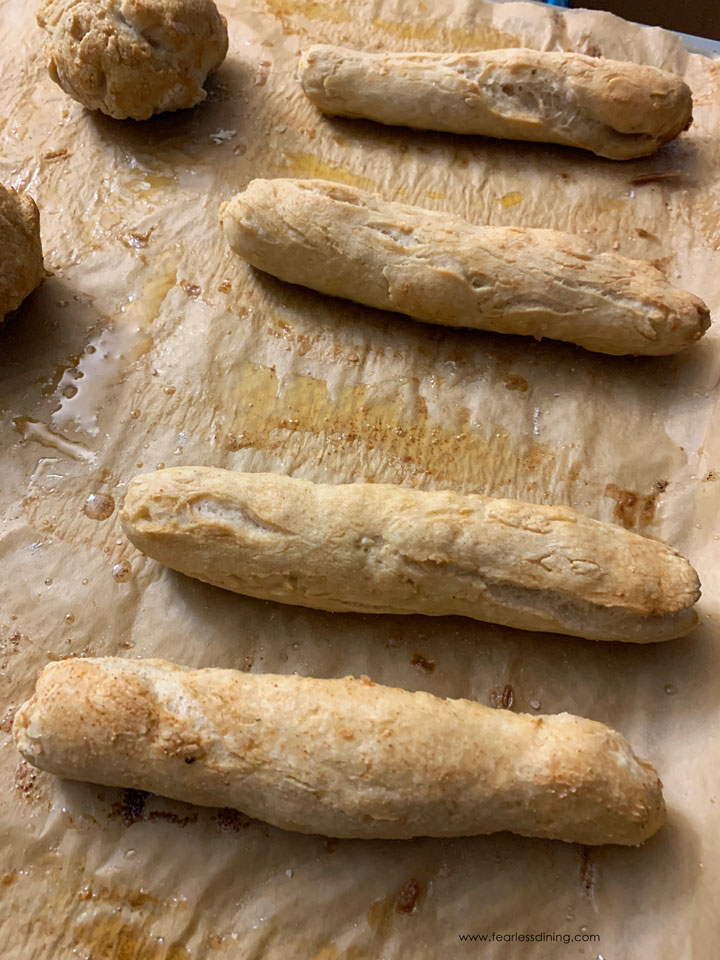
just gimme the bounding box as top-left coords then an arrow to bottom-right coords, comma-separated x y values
578,846 -> 597,905
395,878 -> 425,914
15,760 -> 43,803
112,560 -> 133,583
109,789 -> 149,826
70,917 -> 189,960
604,484 -> 657,529
504,375 -> 528,392
498,191 -> 523,208
410,652 -> 436,673
282,151 -> 378,191
180,280 -> 201,298
83,492 -> 115,521
368,878 -> 426,931
121,227 -> 155,250
489,684 -> 514,709
212,808 -> 253,832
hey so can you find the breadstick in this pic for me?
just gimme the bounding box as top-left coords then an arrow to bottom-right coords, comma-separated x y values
299,45 -> 693,160
219,178 -> 710,355
12,657 -> 666,844
120,467 -> 700,642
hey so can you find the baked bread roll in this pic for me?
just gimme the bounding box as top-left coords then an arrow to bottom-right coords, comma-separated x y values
37,0 -> 228,121
1,184 -> 43,319
13,657 -> 666,845
121,467 -> 700,642
299,45 -> 693,160
219,179 -> 710,356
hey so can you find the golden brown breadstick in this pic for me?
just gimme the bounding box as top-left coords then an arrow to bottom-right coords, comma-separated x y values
299,45 -> 693,160
120,467 -> 700,642
219,179 -> 710,355
13,657 -> 666,845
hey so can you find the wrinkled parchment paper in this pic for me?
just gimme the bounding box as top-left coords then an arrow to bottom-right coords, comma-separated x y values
1,1 -> 719,957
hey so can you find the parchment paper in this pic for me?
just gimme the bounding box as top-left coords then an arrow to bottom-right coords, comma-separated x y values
1,1 -> 719,957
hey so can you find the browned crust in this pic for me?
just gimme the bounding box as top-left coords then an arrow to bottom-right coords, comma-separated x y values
13,657 -> 667,845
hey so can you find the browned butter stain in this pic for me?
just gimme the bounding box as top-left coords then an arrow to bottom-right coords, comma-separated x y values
107,789 -> 201,828
264,0 -> 516,49
410,652 -> 436,673
603,483 -> 658,529
504,374 -> 528,392
630,170 -> 681,185
43,148 -> 69,161
0,855 -> 191,959
21,358 -> 559,552
77,884 -> 161,909
282,152 -> 379,192
265,0 -> 351,25
368,878 -> 426,931
109,788 -> 149,825
394,879 -> 425,913
215,361 -> 556,490
15,760 -> 45,804
121,227 -> 155,250
371,17 -> 515,50
180,280 -> 201,299
367,897 -> 394,934
71,916 -> 190,960
6,855 -> 192,960
212,808 -> 254,832
578,846 -> 597,900
489,684 -> 514,710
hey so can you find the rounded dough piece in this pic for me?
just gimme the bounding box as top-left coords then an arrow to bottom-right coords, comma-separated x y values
36,0 -> 229,120
0,185 -> 43,319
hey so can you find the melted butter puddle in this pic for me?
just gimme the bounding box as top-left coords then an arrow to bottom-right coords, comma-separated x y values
52,328 -> 132,437
50,252 -> 180,438
12,417 -> 95,462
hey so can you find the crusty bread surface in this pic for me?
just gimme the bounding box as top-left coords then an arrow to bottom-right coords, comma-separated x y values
121,467 -> 700,642
220,178 -> 710,355
300,45 -> 693,160
13,657 -> 666,844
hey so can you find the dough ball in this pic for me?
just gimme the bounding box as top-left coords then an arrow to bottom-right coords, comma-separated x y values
37,0 -> 229,120
0,185 -> 43,319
